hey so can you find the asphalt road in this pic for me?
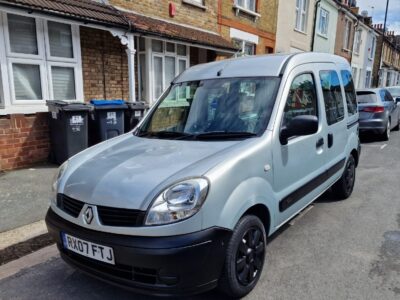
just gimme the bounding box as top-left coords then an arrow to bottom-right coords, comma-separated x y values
1,131 -> 400,299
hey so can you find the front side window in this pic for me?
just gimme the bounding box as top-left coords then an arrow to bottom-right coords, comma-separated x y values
317,8 -> 329,36
283,73 -> 318,126
236,0 -> 256,12
295,0 -> 308,32
138,77 -> 281,139
320,70 -> 345,125
340,70 -> 357,115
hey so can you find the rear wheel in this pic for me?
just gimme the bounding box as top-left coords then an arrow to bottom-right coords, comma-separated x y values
332,155 -> 356,200
381,120 -> 390,141
218,215 -> 266,298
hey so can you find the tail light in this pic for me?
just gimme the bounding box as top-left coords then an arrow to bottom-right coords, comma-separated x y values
362,106 -> 384,113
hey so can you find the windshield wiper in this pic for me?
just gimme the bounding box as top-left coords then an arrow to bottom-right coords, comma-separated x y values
194,131 -> 257,140
137,131 -> 195,139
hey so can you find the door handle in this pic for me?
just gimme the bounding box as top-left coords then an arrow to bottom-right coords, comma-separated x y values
328,133 -> 333,148
316,137 -> 324,148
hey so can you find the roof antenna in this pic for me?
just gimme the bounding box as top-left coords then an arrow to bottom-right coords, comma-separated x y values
217,69 -> 223,76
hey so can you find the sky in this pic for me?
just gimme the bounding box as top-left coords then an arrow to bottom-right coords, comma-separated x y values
357,0 -> 400,34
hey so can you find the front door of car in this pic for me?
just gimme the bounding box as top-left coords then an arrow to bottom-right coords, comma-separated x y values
272,65 -> 327,225
317,66 -> 348,188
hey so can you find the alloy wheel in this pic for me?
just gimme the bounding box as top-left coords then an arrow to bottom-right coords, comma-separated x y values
235,226 -> 265,286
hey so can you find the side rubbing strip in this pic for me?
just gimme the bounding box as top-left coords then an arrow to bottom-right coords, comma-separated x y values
279,158 -> 346,212
347,120 -> 359,129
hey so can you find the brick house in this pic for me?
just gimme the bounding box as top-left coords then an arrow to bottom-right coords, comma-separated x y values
0,0 -> 237,171
217,0 -> 278,55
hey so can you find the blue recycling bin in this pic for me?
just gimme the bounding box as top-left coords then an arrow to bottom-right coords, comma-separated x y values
89,100 -> 128,145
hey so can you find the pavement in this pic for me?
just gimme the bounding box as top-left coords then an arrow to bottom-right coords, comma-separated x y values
1,132 -> 400,299
0,163 -> 58,233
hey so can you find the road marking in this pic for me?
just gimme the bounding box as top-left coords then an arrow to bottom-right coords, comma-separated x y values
380,144 -> 387,150
0,245 -> 58,280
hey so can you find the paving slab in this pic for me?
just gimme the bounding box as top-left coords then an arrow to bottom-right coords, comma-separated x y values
0,164 -> 58,232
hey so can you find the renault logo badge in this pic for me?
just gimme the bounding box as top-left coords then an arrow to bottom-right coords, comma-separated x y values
84,206 -> 94,224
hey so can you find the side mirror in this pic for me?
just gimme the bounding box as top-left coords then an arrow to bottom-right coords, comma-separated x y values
396,97 -> 400,104
280,115 -> 319,145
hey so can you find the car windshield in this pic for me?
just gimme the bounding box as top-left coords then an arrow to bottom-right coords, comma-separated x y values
387,87 -> 400,97
136,77 -> 281,140
356,91 -> 377,104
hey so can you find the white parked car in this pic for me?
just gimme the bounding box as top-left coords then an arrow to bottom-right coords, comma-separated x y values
46,53 -> 360,298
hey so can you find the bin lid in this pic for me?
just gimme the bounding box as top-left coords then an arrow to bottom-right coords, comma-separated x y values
46,100 -> 91,111
90,99 -> 127,110
126,101 -> 149,109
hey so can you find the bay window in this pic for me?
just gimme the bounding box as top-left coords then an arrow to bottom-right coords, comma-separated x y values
0,11 -> 82,109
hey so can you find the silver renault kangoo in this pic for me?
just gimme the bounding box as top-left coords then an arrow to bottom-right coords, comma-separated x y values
46,53 -> 360,298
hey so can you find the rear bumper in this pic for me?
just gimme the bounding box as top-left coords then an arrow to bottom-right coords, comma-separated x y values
359,118 -> 386,133
45,208 -> 232,297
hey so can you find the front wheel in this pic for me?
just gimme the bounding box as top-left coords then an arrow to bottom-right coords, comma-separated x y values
218,215 -> 266,298
332,155 -> 356,200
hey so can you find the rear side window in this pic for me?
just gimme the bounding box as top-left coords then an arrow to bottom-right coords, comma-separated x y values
356,91 -> 377,103
283,73 -> 318,126
340,70 -> 357,115
320,70 -> 345,125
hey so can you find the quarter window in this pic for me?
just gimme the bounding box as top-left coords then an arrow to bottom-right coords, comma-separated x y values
283,73 -> 318,126
340,70 -> 357,115
320,70 -> 345,125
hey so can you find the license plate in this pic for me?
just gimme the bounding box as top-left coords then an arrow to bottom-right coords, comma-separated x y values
61,233 -> 115,265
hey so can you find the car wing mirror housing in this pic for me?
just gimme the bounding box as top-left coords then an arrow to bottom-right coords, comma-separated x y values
396,97 -> 400,104
280,115 -> 319,145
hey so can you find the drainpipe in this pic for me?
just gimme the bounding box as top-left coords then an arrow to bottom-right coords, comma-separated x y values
311,0 -> 322,51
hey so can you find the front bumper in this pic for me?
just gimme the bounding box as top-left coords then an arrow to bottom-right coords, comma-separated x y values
45,208 -> 232,296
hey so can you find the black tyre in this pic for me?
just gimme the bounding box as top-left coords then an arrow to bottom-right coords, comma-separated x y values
381,120 -> 390,141
332,155 -> 356,200
218,215 -> 266,298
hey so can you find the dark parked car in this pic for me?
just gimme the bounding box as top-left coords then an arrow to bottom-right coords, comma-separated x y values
356,88 -> 400,140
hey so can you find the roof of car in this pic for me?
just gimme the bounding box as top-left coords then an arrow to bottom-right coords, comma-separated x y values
356,88 -> 383,93
174,52 -> 350,83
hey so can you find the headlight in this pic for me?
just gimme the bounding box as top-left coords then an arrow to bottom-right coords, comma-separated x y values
145,178 -> 209,225
51,161 -> 69,200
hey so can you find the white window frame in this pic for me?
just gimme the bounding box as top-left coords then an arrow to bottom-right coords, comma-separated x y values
182,0 -> 206,9
295,0 -> 308,33
232,38 -> 256,56
47,62 -> 82,101
7,58 -> 48,104
148,39 -> 189,103
369,36 -> 376,60
3,13 -> 45,60
353,30 -> 362,55
43,20 -> 80,63
343,18 -> 352,51
233,0 -> 260,19
0,10 -> 83,113
317,7 -> 329,37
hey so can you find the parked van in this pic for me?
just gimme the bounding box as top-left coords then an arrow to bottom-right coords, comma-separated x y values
46,53 -> 360,298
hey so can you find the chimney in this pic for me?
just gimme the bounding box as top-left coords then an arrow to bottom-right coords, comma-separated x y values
351,7 -> 360,15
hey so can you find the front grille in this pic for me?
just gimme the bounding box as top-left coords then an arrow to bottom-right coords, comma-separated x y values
62,250 -> 158,285
97,205 -> 145,227
57,194 -> 84,217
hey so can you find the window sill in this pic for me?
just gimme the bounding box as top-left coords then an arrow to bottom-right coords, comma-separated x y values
233,5 -> 261,20
0,104 -> 49,116
182,0 -> 206,10
316,32 -> 328,39
342,48 -> 351,53
294,28 -> 307,36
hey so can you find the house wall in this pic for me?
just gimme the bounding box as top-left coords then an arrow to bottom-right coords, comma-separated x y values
80,27 -> 130,102
275,0 -> 315,53
334,10 -> 355,62
109,0 -> 219,33
218,0 -> 277,54
313,0 -> 338,53
0,113 -> 49,170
